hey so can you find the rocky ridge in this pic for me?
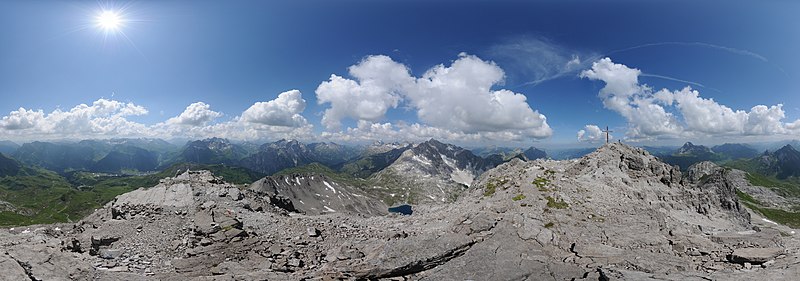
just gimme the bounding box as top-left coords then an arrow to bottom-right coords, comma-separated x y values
0,143 -> 799,280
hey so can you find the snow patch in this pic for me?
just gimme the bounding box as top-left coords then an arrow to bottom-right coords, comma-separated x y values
762,218 -> 779,225
323,181 -> 336,194
412,154 -> 433,166
323,206 -> 336,212
450,169 -> 474,187
441,154 -> 456,168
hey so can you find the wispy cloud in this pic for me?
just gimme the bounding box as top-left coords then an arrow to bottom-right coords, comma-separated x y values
488,37 -> 598,87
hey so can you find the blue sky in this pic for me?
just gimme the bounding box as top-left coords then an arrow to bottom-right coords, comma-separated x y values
1,0 -> 799,147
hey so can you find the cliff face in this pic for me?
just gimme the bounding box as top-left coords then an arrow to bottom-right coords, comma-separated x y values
249,173 -> 387,216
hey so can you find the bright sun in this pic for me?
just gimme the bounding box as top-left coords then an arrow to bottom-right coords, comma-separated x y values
96,10 -> 123,32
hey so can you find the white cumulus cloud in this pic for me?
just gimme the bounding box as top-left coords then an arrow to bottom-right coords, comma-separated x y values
744,105 -> 787,135
165,102 -> 222,126
580,57 -> 642,99
315,53 -> 552,141
152,92 -> 314,141
582,57 -> 800,140
786,120 -> 800,132
0,108 -> 45,130
0,99 -> 149,139
241,89 -> 308,127
0,94 -> 315,142
577,124 -> 611,143
581,58 -> 682,139
315,55 -> 412,130
410,53 -> 552,138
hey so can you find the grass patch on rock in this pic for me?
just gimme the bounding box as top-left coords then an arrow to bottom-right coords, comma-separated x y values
532,177 -> 550,191
483,178 -> 509,197
545,196 -> 568,209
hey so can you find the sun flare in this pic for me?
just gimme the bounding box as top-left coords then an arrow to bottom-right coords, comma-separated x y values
96,10 -> 123,32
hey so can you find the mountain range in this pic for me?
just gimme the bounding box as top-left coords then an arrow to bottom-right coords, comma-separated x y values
2,137 -> 797,177
165,137 -> 250,167
239,139 -> 359,175
651,142 -> 760,170
11,139 -> 175,174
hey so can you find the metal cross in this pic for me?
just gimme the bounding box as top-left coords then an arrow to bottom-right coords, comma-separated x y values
602,126 -> 613,144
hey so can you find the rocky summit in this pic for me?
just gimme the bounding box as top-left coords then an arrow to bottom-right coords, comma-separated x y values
1,143 -> 799,280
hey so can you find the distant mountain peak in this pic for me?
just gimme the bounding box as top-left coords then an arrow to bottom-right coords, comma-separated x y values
773,144 -> 800,161
754,143 -> 800,179
777,144 -> 797,153
677,142 -> 712,155
419,138 -> 446,147
680,142 -> 698,150
523,147 -> 547,160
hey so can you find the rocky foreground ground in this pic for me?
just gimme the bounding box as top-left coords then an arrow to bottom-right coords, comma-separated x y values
1,143 -> 799,280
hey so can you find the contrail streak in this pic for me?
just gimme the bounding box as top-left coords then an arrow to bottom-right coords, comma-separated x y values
640,73 -> 721,92
607,41 -> 769,62
607,41 -> 788,77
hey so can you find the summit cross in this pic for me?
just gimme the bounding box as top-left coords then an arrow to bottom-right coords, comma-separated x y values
602,126 -> 613,144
